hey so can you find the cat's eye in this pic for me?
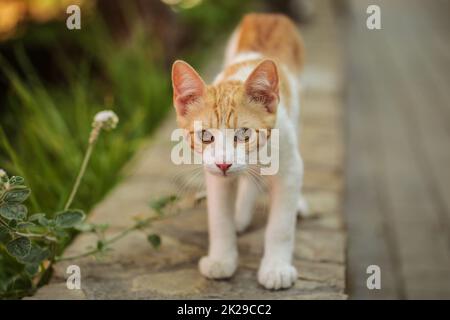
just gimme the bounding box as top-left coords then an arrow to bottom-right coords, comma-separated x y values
234,128 -> 252,143
197,129 -> 214,144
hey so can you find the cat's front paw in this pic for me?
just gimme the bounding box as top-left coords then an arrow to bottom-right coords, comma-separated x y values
258,260 -> 298,290
199,255 -> 238,279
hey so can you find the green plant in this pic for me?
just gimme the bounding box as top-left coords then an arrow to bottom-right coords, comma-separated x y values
0,111 -> 175,299
0,25 -> 171,214
0,172 -> 170,299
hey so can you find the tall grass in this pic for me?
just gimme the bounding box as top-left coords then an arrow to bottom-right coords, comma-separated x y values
0,24 -> 170,214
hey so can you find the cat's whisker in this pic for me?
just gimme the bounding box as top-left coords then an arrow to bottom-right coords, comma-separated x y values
170,165 -> 204,198
244,168 -> 269,214
181,167 -> 204,192
246,167 -> 268,193
248,166 -> 268,188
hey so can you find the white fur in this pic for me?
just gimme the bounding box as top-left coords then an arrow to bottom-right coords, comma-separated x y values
223,28 -> 240,67
200,171 -> 238,279
214,51 -> 263,84
198,48 -> 307,290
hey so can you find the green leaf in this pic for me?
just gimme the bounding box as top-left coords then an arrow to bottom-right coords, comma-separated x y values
55,210 -> 85,228
9,176 -> 25,186
18,245 -> 49,265
135,219 -> 151,229
24,263 -> 39,276
74,222 -> 95,232
0,204 -> 27,220
0,224 -> 9,235
16,221 -> 35,230
53,229 -> 69,240
8,219 -> 17,229
28,213 -> 46,222
0,224 -> 11,243
2,188 -> 30,203
37,216 -> 53,227
25,224 -> 47,234
97,240 -> 105,250
147,234 -> 161,249
94,223 -> 109,232
0,223 -> 8,232
149,195 -> 177,215
6,237 -> 31,258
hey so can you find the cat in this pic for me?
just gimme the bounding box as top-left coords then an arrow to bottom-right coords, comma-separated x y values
171,13 -> 308,290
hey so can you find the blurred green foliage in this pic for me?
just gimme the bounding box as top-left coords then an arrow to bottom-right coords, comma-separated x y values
0,0 -> 254,298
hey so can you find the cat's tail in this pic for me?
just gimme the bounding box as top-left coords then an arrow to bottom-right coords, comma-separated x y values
224,13 -> 305,73
224,27 -> 240,67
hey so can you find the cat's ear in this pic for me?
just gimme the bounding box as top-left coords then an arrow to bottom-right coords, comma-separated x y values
244,59 -> 279,113
171,60 -> 206,117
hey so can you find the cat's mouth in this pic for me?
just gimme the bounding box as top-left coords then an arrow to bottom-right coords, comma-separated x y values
205,165 -> 246,177
209,170 -> 239,178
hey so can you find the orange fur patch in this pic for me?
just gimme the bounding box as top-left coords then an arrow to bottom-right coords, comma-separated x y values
235,13 -> 304,72
220,60 -> 293,115
178,81 -> 277,131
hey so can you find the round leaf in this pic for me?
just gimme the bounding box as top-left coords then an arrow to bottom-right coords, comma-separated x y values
18,245 -> 49,264
3,188 -> 30,203
17,222 -> 35,230
147,234 -> 161,249
37,216 -> 53,227
97,240 -> 105,250
55,210 -> 85,228
25,263 -> 39,276
74,223 -> 95,232
24,224 -> 47,234
28,213 -> 46,222
9,176 -> 25,186
0,204 -> 27,220
149,195 -> 177,215
6,237 -> 31,258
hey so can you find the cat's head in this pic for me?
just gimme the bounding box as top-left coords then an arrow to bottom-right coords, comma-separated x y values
171,59 -> 279,177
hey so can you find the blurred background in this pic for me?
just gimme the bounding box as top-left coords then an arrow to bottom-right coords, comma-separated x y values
342,0 -> 450,299
1,0 -> 449,299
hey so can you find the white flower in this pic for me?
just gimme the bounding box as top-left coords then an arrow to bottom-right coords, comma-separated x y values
0,169 -> 8,188
93,110 -> 119,131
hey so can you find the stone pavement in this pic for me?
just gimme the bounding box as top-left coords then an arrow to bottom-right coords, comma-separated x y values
32,0 -> 346,299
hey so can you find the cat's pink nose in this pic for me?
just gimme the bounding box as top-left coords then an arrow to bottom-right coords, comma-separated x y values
216,163 -> 232,173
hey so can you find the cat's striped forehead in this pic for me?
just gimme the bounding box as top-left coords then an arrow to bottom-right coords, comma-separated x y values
209,81 -> 241,128
180,80 -> 276,131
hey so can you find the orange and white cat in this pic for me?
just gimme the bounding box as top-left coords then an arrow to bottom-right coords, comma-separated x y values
171,13 -> 308,290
